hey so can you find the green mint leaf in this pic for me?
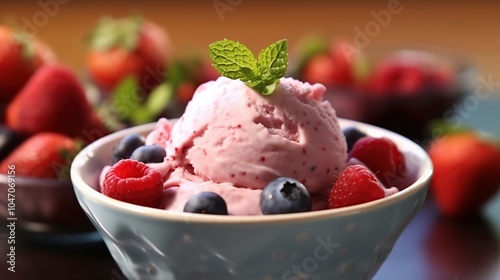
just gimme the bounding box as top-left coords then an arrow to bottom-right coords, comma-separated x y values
111,76 -> 142,122
209,39 -> 288,95
130,82 -> 174,125
209,38 -> 258,83
257,39 -> 288,81
252,80 -> 279,96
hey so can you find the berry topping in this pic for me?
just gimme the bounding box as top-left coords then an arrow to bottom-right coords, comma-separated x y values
260,177 -> 312,215
183,192 -> 228,215
348,136 -> 406,188
102,159 -> 163,208
111,133 -> 145,164
342,126 -> 367,152
130,144 -> 166,163
328,164 -> 386,209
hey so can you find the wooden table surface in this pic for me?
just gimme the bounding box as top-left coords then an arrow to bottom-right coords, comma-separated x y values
2,0 -> 500,79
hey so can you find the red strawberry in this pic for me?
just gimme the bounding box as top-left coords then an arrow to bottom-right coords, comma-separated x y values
328,40 -> 354,85
85,17 -> 171,95
428,133 -> 500,218
428,66 -> 455,90
348,136 -> 407,189
365,60 -> 425,96
176,81 -> 197,104
328,164 -> 386,208
301,41 -> 353,87
0,26 -> 55,102
302,53 -> 337,86
102,159 -> 163,208
6,63 -> 93,137
0,132 -> 76,179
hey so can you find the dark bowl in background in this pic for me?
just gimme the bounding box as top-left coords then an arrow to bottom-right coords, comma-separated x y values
0,174 -> 95,233
321,48 -> 476,143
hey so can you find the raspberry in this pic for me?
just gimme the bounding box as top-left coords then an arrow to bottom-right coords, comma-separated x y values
102,159 -> 163,208
348,136 -> 406,188
328,164 -> 385,209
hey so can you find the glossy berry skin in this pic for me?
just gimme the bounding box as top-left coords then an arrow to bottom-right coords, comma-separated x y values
111,133 -> 145,164
348,136 -> 406,189
428,133 -> 500,218
328,164 -> 386,209
0,132 -> 76,179
0,26 -> 55,102
130,144 -> 166,164
183,192 -> 228,215
102,159 -> 163,208
6,64 -> 93,137
260,177 -> 312,215
342,126 -> 367,152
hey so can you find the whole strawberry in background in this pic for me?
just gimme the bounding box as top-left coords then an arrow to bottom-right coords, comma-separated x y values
0,132 -> 77,179
428,132 -> 500,218
301,40 -> 353,87
6,63 -> 95,138
85,16 -> 171,96
0,26 -> 55,102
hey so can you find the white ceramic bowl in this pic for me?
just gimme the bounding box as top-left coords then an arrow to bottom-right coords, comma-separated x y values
71,119 -> 432,280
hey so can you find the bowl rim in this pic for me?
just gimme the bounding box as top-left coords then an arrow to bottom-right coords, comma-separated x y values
70,118 -> 433,225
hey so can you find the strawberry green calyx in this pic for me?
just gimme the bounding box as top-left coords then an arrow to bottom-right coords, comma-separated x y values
88,16 -> 143,52
11,32 -> 36,63
209,38 -> 288,95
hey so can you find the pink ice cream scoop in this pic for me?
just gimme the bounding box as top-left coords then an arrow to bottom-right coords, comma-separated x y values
147,76 -> 348,215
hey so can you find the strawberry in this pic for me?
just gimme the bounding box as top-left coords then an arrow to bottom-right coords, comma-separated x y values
348,136 -> 407,189
365,60 -> 425,96
328,164 -> 386,208
301,41 -> 353,87
6,63 -> 94,137
0,26 -> 55,102
428,132 -> 500,218
176,81 -> 197,104
302,53 -> 337,85
102,159 -> 163,208
328,40 -> 354,85
0,132 -> 76,179
85,17 -> 171,95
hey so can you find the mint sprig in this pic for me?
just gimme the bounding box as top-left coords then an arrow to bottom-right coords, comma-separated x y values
209,39 -> 288,95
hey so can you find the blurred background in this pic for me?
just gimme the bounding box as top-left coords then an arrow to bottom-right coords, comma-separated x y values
1,1 -> 500,280
3,0 -> 500,77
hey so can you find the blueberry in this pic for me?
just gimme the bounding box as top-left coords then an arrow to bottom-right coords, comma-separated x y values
130,145 -> 166,163
260,177 -> 312,215
183,192 -> 228,215
343,126 -> 367,152
111,133 -> 145,164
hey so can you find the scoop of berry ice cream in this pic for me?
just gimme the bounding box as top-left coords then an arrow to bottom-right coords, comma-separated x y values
146,76 -> 347,214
